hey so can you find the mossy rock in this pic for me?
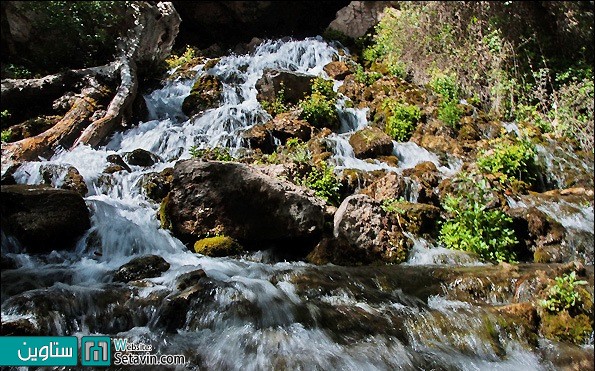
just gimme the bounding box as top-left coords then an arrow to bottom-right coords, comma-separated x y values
182,74 -> 223,117
193,236 -> 243,257
159,194 -> 172,230
539,311 -> 593,345
349,126 -> 394,159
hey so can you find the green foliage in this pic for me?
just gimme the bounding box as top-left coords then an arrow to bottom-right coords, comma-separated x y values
190,146 -> 234,161
285,138 -> 311,164
1,64 -> 33,79
540,272 -> 588,313
477,134 -> 537,183
1,110 -> 11,120
297,161 -> 341,205
430,74 -> 461,102
382,99 -> 421,141
18,1 -> 127,72
439,174 -> 518,263
381,198 -> 407,214
261,85 -> 290,116
165,46 -> 200,70
437,100 -> 463,129
299,92 -> 338,127
354,65 -> 382,86
1,129 -> 13,143
311,77 -> 337,99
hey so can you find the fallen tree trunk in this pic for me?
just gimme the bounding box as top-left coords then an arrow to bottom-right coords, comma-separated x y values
1,1 -> 180,166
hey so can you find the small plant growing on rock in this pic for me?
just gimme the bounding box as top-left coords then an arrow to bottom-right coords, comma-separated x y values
477,133 -> 537,184
439,173 -> 518,263
430,73 -> 464,128
354,65 -> 382,86
285,138 -> 311,164
261,85 -> 290,116
296,161 -> 341,205
299,77 -> 338,128
1,129 -> 13,143
382,99 -> 421,142
190,146 -> 234,161
540,271 -> 588,314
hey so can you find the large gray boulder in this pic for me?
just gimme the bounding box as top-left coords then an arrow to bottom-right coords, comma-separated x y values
1,184 -> 90,253
163,160 -> 326,244
256,69 -> 314,105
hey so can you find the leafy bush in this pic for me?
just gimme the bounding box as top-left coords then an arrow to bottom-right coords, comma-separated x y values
439,174 -> 518,262
190,146 -> 234,161
430,74 -> 461,102
261,86 -> 289,116
311,77 -> 337,99
16,1 -> 127,72
299,92 -> 337,127
1,129 -> 13,143
540,272 -> 588,313
165,46 -> 200,70
477,134 -> 537,183
285,138 -> 311,163
381,197 -> 407,214
354,64 -> 383,86
382,99 -> 421,141
297,161 -> 341,205
437,100 -> 463,129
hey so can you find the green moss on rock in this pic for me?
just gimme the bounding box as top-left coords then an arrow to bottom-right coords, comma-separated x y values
159,194 -> 172,230
193,236 -> 243,257
182,74 -> 223,117
540,311 -> 593,345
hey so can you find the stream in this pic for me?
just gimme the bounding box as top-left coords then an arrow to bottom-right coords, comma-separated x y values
1,37 -> 594,370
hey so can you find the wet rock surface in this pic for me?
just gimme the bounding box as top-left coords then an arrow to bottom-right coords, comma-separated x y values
165,160 -> 326,245
113,255 -> 171,283
0,184 -> 90,253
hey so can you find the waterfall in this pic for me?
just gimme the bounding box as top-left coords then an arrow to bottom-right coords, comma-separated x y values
1,37 -> 590,370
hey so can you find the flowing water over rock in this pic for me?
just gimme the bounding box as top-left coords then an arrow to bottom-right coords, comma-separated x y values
2,38 -> 593,370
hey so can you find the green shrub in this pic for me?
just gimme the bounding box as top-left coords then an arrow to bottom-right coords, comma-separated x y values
285,138 -> 311,163
439,174 -> 518,263
261,85 -> 290,116
477,135 -> 537,183
430,74 -> 460,102
190,146 -> 234,161
380,197 -> 407,214
299,92 -> 338,127
165,46 -> 200,70
437,100 -> 463,128
540,271 -> 588,313
382,99 -> 421,141
1,129 -> 13,143
354,65 -> 382,86
311,77 -> 337,99
17,1 -> 127,72
297,161 -> 341,205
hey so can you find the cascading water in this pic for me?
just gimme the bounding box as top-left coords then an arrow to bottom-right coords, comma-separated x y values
2,37 -> 592,370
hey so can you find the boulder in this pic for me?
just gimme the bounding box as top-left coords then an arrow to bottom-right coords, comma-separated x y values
124,148 -> 160,167
256,69 -> 314,105
326,1 -> 394,39
141,167 -> 174,202
323,61 -> 351,80
164,160 -> 326,244
106,154 -> 132,172
361,171 -> 406,201
330,194 -> 412,264
182,74 -> 223,117
349,126 -> 394,159
61,166 -> 88,196
0,184 -> 90,253
113,255 -> 171,283
193,236 -> 243,257
243,112 -> 314,153
507,207 -> 566,262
